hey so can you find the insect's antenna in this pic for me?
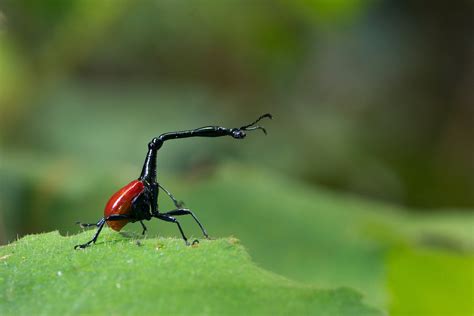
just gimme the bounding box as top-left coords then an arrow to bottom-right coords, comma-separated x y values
240,113 -> 273,130
244,125 -> 267,135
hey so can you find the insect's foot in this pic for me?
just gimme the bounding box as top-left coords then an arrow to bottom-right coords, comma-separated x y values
192,239 -> 200,245
74,243 -> 89,250
76,221 -> 94,229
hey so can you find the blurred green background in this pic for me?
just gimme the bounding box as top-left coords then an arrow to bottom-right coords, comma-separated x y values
0,0 -> 473,314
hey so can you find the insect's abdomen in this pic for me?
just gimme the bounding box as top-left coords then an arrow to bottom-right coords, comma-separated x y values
104,180 -> 145,231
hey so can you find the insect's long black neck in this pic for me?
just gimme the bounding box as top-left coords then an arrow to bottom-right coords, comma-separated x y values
139,146 -> 158,183
138,113 -> 272,183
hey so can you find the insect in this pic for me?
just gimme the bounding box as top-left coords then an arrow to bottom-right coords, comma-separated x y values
74,113 -> 272,249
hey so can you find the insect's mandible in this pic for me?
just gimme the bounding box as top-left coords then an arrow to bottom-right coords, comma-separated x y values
75,113 -> 272,249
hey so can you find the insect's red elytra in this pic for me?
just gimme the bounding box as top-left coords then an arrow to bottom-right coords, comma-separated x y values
104,180 -> 145,231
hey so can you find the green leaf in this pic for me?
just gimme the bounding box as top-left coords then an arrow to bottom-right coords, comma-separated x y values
2,160 -> 472,313
0,231 -> 381,315
387,247 -> 474,316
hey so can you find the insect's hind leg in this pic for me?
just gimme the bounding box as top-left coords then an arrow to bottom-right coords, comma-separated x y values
74,218 -> 106,249
76,221 -> 100,229
74,214 -> 134,249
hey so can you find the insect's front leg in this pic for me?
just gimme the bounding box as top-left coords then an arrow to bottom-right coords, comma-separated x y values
162,209 -> 209,239
149,182 -> 159,215
158,183 -> 185,208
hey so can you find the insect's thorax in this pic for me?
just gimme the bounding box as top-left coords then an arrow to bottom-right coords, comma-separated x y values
130,184 -> 156,220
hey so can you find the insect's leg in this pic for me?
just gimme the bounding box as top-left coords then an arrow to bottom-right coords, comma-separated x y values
75,221 -> 100,229
155,214 -> 189,245
104,214 -> 133,221
74,218 -> 106,249
139,221 -> 147,235
158,183 -> 184,208
162,209 -> 209,238
74,215 -> 134,249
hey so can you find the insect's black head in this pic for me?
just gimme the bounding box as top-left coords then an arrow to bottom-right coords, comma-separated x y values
232,113 -> 272,138
231,128 -> 246,139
